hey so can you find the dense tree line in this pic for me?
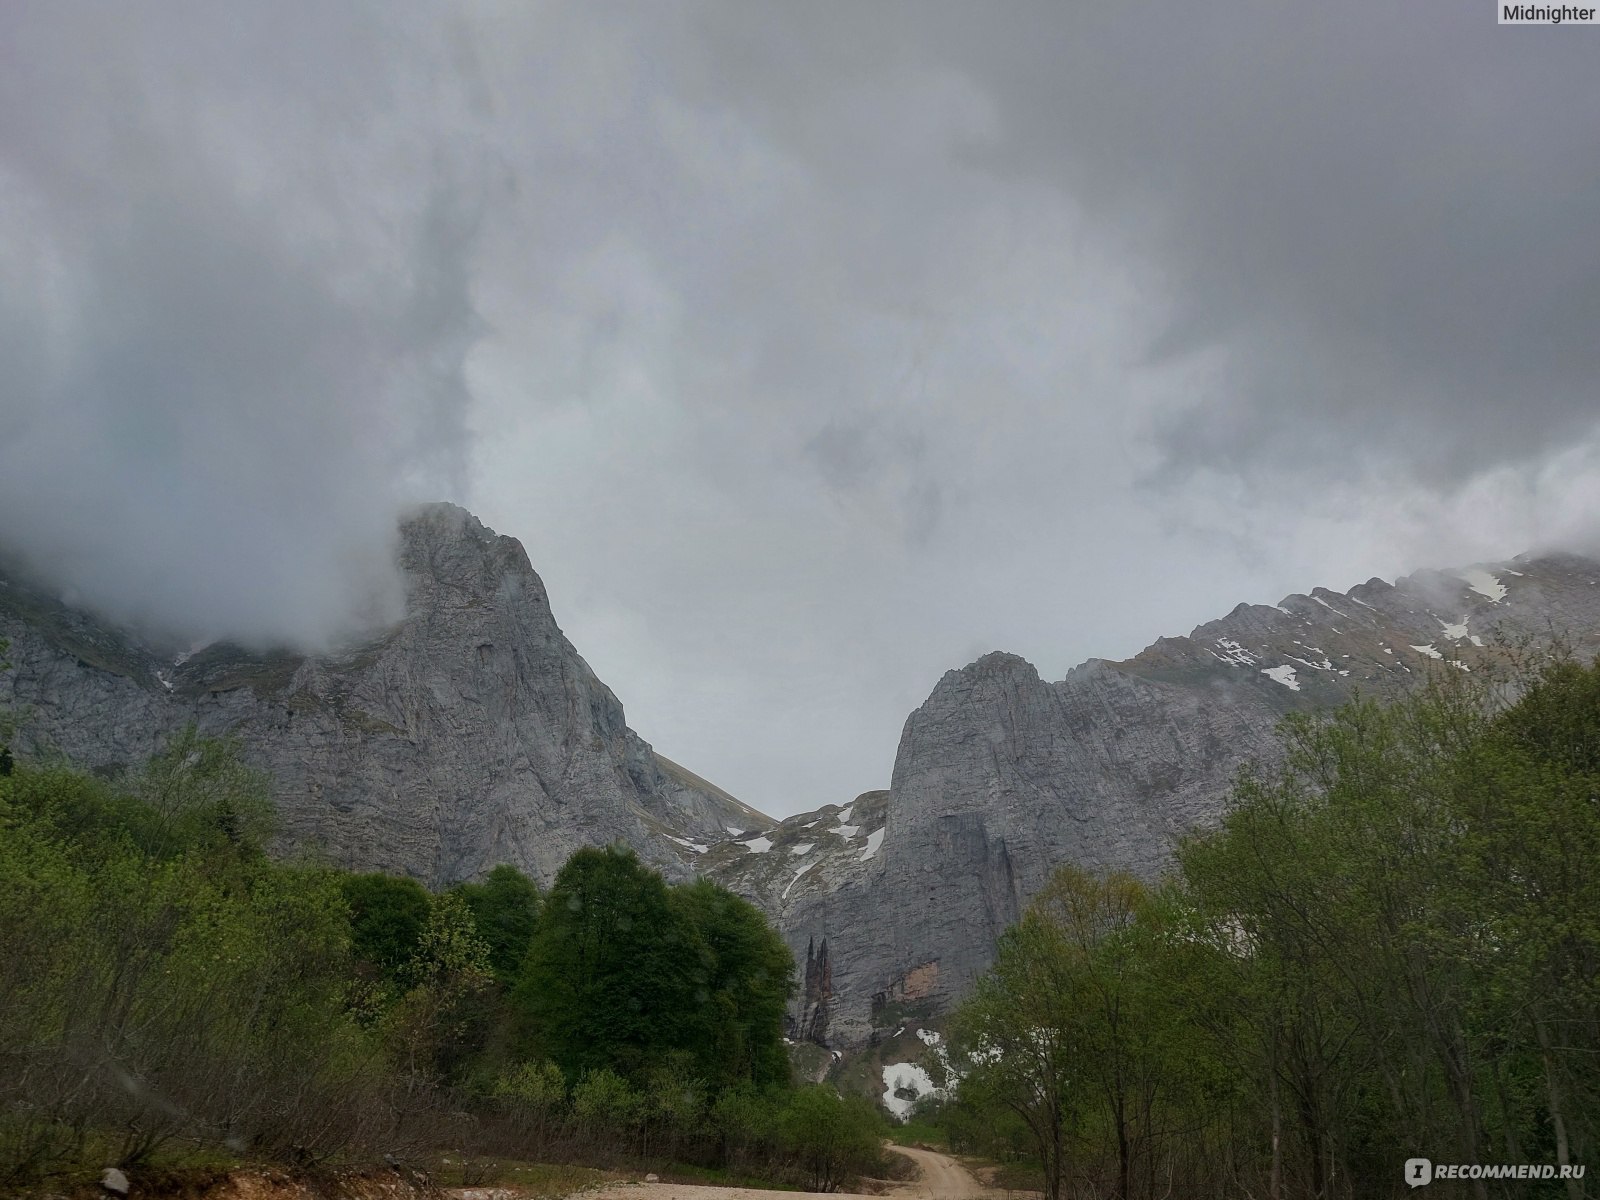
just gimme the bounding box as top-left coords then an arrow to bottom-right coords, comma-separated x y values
933,660 -> 1600,1200
0,703 -> 888,1191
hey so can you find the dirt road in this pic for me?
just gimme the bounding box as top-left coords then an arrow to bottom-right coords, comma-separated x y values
883,1144 -> 996,1199
537,1143 -> 997,1200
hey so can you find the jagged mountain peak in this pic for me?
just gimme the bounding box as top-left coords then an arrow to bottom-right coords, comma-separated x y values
0,503 -> 762,886
954,649 -> 1039,679
1117,552 -> 1599,704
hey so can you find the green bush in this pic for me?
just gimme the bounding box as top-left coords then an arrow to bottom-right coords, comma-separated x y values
777,1086 -> 885,1192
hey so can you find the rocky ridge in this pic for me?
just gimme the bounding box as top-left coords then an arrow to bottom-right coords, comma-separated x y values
702,552 -> 1600,1046
0,503 -> 763,887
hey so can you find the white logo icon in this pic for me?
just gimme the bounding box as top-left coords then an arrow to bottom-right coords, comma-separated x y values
1405,1159 -> 1434,1187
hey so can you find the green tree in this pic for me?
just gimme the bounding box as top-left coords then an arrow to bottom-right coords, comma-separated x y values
514,845 -> 712,1081
776,1086 -> 884,1193
1457,661 -> 1600,1191
949,912 -> 1079,1200
1176,689 -> 1488,1198
342,872 -> 432,988
381,890 -> 493,1086
135,726 -> 276,858
0,751 -> 380,1181
1169,668 -> 1600,1200
951,865 -> 1216,1200
670,878 -> 795,1088
453,864 -> 541,985
711,1083 -> 779,1169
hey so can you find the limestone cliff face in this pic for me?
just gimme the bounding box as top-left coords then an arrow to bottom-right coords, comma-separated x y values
9,508 -> 1600,1051
0,503 -> 759,887
720,553 -> 1600,1046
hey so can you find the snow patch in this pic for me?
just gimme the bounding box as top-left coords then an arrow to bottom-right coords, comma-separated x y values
1457,568 -> 1508,604
782,862 -> 816,900
1439,618 -> 1470,641
1469,635 -> 1485,648
790,842 -> 815,856
741,836 -> 774,854
1287,654 -> 1335,672
1214,638 -> 1258,666
665,835 -> 708,854
833,824 -> 860,838
725,824 -> 745,836
881,1063 -> 938,1121
916,1028 -> 957,1090
1261,665 -> 1301,691
860,828 -> 885,861
1411,643 -> 1444,660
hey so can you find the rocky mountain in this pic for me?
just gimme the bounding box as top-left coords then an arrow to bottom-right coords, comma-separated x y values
0,503 -> 764,886
696,552 -> 1600,1046
8,505 -> 1600,1051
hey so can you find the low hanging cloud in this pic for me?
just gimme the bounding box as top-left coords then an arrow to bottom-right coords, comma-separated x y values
3,3 -> 1597,814
0,4 -> 486,649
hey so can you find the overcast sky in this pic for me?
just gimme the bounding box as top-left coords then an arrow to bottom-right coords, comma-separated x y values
3,2 -> 1598,817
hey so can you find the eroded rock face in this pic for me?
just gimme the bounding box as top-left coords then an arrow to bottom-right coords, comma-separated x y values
0,503 -> 756,887
9,510 -> 1600,1050
728,554 -> 1600,1045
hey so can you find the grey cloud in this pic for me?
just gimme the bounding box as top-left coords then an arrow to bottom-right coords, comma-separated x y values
4,2 -> 1597,817
935,2 -> 1600,480
804,417 -> 945,544
680,1 -> 1600,483
0,3 -> 488,649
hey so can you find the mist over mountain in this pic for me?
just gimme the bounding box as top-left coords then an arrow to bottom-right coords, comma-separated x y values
0,504 -> 765,886
0,6 -> 485,652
